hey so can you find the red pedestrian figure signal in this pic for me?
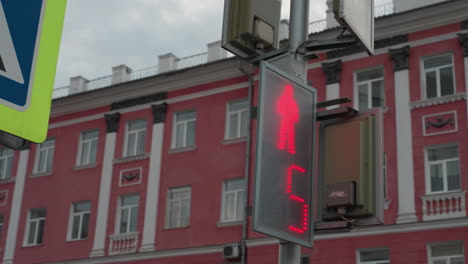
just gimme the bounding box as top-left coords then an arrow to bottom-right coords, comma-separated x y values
277,85 -> 299,154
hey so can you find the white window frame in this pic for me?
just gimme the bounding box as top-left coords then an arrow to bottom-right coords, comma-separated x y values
23,208 -> 46,247
115,194 -> 139,234
67,201 -> 91,241
171,111 -> 196,149
0,148 -> 14,180
165,186 -> 191,229
76,130 -> 99,166
220,178 -> 245,223
428,241 -> 465,264
33,139 -> 55,174
425,144 -> 461,194
225,99 -> 249,140
357,248 -> 390,264
354,66 -> 385,111
421,53 -> 456,99
123,119 -> 147,157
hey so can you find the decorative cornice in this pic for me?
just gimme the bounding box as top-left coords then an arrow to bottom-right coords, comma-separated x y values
321,60 -> 342,85
105,113 -> 120,133
326,34 -> 408,60
111,92 -> 167,111
462,19 -> 468,30
389,46 -> 410,71
151,103 -> 168,124
458,33 -> 468,57
410,93 -> 466,109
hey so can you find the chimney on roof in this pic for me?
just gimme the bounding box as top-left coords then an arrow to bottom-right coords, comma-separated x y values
111,64 -> 132,85
69,76 -> 89,94
279,19 -> 289,41
207,41 -> 227,62
158,53 -> 178,73
325,0 -> 340,29
393,0 -> 448,13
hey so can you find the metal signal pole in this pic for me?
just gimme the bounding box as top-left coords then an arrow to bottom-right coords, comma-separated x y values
278,0 -> 309,263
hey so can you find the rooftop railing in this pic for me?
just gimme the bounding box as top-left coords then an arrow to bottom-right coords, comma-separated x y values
53,2 -> 395,100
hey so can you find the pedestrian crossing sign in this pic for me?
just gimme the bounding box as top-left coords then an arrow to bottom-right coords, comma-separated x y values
0,0 -> 67,143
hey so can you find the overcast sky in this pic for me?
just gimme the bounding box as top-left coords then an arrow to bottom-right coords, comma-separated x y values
53,0 -> 330,87
54,0 -> 390,88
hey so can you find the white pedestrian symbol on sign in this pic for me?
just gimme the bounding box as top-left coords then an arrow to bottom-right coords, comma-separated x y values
0,1 -> 24,84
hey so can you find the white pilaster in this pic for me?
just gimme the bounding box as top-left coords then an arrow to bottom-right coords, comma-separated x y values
90,132 -> 117,257
2,150 -> 29,264
139,122 -> 164,252
326,83 -> 340,109
464,57 -> 468,122
394,69 -> 418,224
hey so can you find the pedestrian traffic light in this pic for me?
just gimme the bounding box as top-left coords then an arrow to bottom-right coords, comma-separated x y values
317,109 -> 384,226
222,0 -> 282,58
253,61 -> 316,248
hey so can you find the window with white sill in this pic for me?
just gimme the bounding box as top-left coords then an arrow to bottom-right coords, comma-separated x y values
24,208 -> 46,246
221,178 -> 245,223
34,139 -> 55,174
117,194 -> 139,233
226,99 -> 249,140
166,187 -> 191,228
76,130 -> 98,166
355,67 -> 385,112
422,54 -> 455,99
358,248 -> 390,264
172,111 -> 196,149
124,120 -> 147,157
429,242 -> 465,264
67,201 -> 91,240
426,145 -> 460,194
0,148 -> 14,180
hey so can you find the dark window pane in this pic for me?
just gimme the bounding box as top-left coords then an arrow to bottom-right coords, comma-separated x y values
426,71 -> 437,98
120,209 -> 128,233
81,214 -> 89,239
28,222 -> 37,245
371,80 -> 384,107
357,68 -> 383,82
37,220 -> 44,244
360,249 -> 389,261
71,216 -> 80,239
432,243 -> 463,257
440,66 -> 454,96
428,146 -> 458,161
424,55 -> 452,69
447,161 -> 460,191
430,164 -> 444,192
74,202 -> 90,212
359,84 -> 369,111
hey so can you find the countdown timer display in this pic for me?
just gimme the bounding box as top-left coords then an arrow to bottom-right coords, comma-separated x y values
253,61 -> 316,248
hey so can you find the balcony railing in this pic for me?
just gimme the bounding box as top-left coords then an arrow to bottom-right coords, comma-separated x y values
108,232 -> 139,256
421,191 -> 466,221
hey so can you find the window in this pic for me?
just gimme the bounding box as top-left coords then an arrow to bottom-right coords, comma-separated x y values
124,120 -> 147,157
355,67 -> 384,111
358,248 -> 389,264
226,99 -> 249,139
0,148 -> 14,180
24,208 -> 46,246
0,214 -> 4,237
429,242 -> 464,264
76,130 -> 98,166
221,179 -> 245,222
423,54 -> 455,99
117,194 -> 139,233
172,111 -> 196,149
166,187 -> 191,228
426,145 -> 460,194
34,139 -> 55,174
67,202 -> 90,240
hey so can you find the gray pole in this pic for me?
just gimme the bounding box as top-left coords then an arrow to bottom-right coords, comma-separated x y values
278,0 -> 309,263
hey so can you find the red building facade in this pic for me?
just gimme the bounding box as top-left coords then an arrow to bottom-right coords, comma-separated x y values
0,1 -> 468,263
